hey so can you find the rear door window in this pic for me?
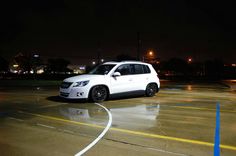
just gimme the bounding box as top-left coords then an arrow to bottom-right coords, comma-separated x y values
133,64 -> 144,74
130,64 -> 150,74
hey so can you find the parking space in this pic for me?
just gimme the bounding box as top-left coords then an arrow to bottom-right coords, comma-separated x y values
0,81 -> 236,156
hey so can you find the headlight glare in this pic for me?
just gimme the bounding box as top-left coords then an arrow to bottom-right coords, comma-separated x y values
73,80 -> 89,87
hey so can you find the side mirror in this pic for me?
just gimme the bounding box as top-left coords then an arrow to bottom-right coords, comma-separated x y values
112,72 -> 121,77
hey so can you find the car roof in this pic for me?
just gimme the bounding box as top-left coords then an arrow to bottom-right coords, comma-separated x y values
103,61 -> 150,65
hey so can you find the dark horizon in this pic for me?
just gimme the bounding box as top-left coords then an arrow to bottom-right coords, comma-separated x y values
1,0 -> 236,65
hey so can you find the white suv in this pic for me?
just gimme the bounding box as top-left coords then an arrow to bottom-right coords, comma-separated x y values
60,61 -> 160,102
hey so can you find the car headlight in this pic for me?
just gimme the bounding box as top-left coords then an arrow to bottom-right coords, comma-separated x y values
73,80 -> 89,87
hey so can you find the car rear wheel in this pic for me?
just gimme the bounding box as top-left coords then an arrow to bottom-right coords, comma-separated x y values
91,85 -> 107,102
145,83 -> 157,97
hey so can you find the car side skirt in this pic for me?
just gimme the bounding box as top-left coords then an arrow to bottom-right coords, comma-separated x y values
109,90 -> 146,100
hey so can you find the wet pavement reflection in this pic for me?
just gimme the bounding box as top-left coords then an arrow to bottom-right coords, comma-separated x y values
0,81 -> 236,156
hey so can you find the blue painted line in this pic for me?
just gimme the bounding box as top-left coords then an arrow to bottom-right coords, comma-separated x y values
214,103 -> 220,156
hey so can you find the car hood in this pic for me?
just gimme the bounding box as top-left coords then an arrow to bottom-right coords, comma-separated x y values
63,74 -> 106,82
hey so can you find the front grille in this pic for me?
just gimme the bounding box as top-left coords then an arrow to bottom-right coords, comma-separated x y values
60,92 -> 69,97
60,82 -> 73,89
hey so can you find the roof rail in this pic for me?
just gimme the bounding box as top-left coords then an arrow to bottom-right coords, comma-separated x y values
120,60 -> 143,62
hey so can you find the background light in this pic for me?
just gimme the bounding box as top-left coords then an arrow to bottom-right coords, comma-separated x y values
149,51 -> 153,56
33,54 -> 39,58
188,58 -> 192,63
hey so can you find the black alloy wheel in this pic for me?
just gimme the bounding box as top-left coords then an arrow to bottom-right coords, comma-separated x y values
91,85 -> 107,102
145,83 -> 157,97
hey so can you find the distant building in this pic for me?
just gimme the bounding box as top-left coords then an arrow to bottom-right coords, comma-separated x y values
9,52 -> 26,73
35,65 -> 47,74
9,52 -> 43,74
67,64 -> 86,74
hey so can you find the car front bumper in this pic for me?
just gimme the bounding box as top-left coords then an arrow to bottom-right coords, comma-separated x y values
59,86 -> 90,99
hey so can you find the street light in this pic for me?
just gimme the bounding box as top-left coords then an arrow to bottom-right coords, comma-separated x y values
144,50 -> 156,63
148,51 -> 153,56
188,57 -> 192,63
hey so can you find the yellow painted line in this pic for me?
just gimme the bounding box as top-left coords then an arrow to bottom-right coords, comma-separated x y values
173,106 -> 216,111
221,145 -> 236,151
172,106 -> 236,113
39,103 -> 66,108
18,111 -> 236,151
110,127 -> 213,146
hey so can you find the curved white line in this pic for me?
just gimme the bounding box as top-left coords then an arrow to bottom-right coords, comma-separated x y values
74,103 -> 112,156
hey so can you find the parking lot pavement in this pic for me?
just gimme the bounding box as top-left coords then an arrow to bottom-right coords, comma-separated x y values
0,81 -> 236,156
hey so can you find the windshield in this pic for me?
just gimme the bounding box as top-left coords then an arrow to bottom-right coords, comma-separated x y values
89,64 -> 116,75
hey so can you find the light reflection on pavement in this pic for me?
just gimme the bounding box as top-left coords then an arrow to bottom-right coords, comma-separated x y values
0,81 -> 236,156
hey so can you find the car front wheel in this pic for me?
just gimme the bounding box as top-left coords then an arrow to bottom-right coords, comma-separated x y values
145,83 -> 157,97
90,85 -> 107,102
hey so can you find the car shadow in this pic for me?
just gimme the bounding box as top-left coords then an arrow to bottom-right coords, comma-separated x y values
46,92 -> 148,104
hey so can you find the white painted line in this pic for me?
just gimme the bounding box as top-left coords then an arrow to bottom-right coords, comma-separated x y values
147,147 -> 187,156
37,123 -> 56,129
74,103 -> 112,156
63,129 -> 75,134
39,103 -> 66,108
8,117 -> 24,122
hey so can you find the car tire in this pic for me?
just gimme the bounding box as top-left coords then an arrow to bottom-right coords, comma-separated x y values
145,83 -> 157,97
90,85 -> 108,102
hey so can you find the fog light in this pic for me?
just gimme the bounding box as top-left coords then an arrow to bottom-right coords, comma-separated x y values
77,92 -> 84,96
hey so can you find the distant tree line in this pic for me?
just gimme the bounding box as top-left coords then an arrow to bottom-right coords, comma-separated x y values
108,55 -> 236,80
0,56 -> 8,72
0,54 -> 236,80
46,58 -> 71,73
159,58 -> 234,80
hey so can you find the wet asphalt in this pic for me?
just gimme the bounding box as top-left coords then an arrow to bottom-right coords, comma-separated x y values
0,81 -> 236,156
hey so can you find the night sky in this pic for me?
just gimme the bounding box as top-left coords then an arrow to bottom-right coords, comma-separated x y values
0,0 -> 235,64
